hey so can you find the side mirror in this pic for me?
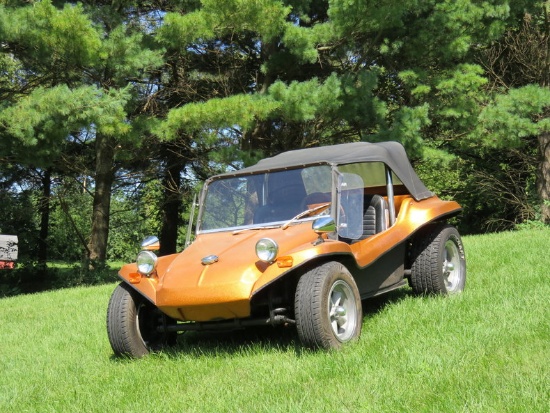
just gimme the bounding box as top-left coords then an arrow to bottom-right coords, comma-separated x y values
312,216 -> 336,234
141,236 -> 160,251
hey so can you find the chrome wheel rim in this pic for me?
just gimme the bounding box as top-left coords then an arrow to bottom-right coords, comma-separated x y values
328,280 -> 358,342
443,238 -> 462,292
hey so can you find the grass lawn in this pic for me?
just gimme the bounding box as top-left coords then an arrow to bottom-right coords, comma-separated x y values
0,229 -> 548,412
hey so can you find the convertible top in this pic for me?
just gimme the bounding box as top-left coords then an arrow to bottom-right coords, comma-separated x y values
214,141 -> 434,201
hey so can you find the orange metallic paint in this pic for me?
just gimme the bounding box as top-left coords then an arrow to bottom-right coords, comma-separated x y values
118,195 -> 461,322
350,196 -> 461,267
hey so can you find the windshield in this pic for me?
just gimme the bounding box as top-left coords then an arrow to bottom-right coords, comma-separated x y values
199,165 -> 332,232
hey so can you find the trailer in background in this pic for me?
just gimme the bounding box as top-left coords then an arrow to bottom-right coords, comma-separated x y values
0,235 -> 18,269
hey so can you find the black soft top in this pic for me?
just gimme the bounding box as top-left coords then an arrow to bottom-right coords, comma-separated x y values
213,141 -> 434,201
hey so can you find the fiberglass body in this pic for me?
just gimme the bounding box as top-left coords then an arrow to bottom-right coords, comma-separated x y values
108,141 -> 466,356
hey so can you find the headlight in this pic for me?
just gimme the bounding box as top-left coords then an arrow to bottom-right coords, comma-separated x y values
256,238 -> 278,263
136,250 -> 158,275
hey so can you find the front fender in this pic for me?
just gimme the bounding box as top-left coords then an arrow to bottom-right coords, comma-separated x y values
251,238 -> 353,293
117,253 -> 179,304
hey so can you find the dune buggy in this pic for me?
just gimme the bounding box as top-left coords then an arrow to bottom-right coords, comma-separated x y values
107,141 -> 466,357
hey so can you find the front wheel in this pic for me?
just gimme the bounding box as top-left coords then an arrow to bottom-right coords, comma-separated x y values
295,262 -> 362,349
106,282 -> 177,358
409,224 -> 466,295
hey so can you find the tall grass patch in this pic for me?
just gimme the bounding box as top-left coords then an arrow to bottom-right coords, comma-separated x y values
0,229 -> 548,412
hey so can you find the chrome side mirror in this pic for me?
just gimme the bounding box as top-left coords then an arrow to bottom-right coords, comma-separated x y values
312,216 -> 336,234
312,217 -> 336,245
141,235 -> 160,251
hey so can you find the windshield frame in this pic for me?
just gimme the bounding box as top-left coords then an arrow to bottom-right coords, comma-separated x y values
195,160 -> 403,237
196,165 -> 335,234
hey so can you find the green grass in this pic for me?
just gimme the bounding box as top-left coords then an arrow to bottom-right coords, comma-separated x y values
1,229 -> 548,412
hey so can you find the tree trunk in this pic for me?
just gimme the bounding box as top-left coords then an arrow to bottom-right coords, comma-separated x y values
37,168 -> 51,266
537,131 -> 550,223
159,146 -> 184,256
87,133 -> 115,267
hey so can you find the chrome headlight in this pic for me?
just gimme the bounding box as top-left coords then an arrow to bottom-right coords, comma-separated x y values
136,250 -> 158,276
256,238 -> 278,263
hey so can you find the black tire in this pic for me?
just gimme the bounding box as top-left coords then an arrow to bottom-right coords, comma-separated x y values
409,224 -> 466,295
106,282 -> 177,358
295,262 -> 362,349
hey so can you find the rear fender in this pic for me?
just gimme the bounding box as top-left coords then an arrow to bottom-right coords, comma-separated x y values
350,197 -> 461,268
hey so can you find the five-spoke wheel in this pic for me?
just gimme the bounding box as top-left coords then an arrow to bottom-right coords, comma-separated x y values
410,224 -> 466,295
295,262 -> 362,349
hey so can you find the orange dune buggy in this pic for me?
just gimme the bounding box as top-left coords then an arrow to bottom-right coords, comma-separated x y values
107,141 -> 466,357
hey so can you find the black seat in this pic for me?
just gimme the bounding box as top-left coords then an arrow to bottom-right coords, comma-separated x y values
360,194 -> 388,238
341,194 -> 388,243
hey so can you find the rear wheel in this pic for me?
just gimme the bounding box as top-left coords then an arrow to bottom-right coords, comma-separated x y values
106,282 -> 177,358
410,224 -> 466,295
295,262 -> 362,349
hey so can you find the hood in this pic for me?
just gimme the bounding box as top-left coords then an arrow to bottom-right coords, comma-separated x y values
155,222 -> 319,309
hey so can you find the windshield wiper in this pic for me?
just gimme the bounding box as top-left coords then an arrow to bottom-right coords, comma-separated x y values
281,203 -> 331,230
232,225 -> 281,235
232,203 -> 331,234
